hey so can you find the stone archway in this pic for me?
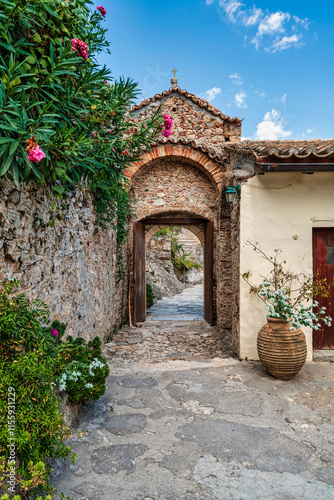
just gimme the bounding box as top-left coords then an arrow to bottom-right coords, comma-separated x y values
128,147 -> 225,326
126,78 -> 241,348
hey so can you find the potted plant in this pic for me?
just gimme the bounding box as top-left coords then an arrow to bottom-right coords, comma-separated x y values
242,242 -> 332,379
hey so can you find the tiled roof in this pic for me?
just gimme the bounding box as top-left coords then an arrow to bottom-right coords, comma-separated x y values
131,86 -> 241,124
228,140 -> 334,159
149,137 -> 226,163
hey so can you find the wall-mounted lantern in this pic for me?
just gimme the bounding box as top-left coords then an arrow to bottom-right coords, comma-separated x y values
224,184 -> 241,204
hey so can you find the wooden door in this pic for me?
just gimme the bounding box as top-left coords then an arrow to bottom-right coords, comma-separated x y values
204,221 -> 214,325
313,228 -> 334,349
134,221 -> 146,323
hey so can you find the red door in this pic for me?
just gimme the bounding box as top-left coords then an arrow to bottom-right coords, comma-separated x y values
134,222 -> 146,323
204,221 -> 214,325
313,228 -> 334,349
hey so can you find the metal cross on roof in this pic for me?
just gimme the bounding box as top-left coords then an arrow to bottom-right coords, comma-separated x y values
172,67 -> 178,79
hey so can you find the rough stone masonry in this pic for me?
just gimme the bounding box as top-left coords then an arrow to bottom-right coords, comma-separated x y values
0,179 -> 125,341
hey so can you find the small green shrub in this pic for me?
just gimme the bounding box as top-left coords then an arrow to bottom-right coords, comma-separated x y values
0,279 -> 109,498
0,280 -> 72,498
0,279 -> 57,362
0,352 -> 71,468
146,283 -> 155,309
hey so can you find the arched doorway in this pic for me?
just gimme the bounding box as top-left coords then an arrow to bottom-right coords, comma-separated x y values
133,212 -> 214,324
127,147 -> 222,328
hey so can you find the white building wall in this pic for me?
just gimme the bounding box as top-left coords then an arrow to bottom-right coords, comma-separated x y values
239,172 -> 334,361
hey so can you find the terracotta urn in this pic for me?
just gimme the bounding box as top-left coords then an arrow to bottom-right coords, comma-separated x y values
257,318 -> 307,380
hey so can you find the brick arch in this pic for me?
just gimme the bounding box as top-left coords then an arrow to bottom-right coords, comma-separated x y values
124,144 -> 224,192
145,223 -> 204,245
137,207 -> 212,225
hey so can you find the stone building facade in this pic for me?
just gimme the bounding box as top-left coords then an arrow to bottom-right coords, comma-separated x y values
126,79 -> 244,350
127,79 -> 334,359
2,77 -> 334,359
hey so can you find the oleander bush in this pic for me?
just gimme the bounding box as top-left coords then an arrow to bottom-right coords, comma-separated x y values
0,0 -> 168,278
0,0 -> 163,190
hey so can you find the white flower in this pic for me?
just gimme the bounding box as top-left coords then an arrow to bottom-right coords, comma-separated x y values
88,358 -> 105,376
85,383 -> 93,389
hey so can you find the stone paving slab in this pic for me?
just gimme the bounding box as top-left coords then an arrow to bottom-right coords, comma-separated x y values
147,284 -> 204,321
51,321 -> 334,500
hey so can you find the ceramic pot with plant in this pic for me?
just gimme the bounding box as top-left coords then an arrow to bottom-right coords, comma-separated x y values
242,242 -> 332,379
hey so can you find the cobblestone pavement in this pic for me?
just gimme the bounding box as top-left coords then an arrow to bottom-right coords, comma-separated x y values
52,317 -> 334,500
146,285 -> 204,321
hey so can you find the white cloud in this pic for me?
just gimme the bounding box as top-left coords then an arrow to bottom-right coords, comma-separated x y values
257,12 -> 290,36
242,6 -> 262,26
209,1 -> 310,52
218,0 -> 243,23
259,92 -> 266,98
280,93 -> 287,103
270,34 -> 302,52
234,90 -> 247,108
255,109 -> 291,140
252,11 -> 292,50
229,72 -> 244,85
293,16 -> 310,30
199,87 -> 222,102
306,128 -> 313,134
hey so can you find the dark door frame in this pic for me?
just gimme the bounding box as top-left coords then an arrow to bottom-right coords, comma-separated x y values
312,227 -> 334,349
133,217 -> 214,324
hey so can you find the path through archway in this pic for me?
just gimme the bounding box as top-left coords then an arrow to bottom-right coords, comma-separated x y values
133,213 -> 214,324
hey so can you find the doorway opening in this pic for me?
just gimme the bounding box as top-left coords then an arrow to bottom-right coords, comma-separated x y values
146,226 -> 204,320
313,227 -> 334,349
133,213 -> 214,325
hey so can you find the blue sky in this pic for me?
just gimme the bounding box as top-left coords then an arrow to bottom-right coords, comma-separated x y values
97,0 -> 334,141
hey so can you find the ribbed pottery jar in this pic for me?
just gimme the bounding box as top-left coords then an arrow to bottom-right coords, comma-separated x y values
257,318 -> 307,380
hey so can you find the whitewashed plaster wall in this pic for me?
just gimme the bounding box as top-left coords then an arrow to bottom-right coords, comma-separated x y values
239,172 -> 334,361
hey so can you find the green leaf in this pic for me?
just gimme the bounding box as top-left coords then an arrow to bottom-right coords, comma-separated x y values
0,137 -> 15,144
0,41 -> 16,53
53,185 -> 63,196
42,2 -> 59,17
30,163 -> 43,180
11,162 -> 19,185
9,140 -> 20,156
0,153 -> 13,176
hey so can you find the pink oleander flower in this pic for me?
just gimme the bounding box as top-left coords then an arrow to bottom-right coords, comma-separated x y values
71,38 -> 88,59
97,5 -> 107,17
28,145 -> 46,163
52,329 -> 59,337
162,114 -> 173,138
163,114 -> 173,129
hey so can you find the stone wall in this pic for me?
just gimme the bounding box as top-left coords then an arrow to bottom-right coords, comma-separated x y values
0,180 -> 126,341
146,233 -> 184,301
